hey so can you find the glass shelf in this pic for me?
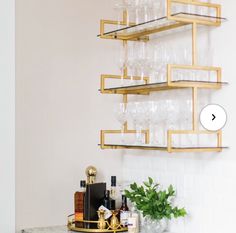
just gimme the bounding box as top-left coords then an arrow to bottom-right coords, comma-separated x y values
99,144 -> 228,152
98,13 -> 227,40
100,80 -> 228,94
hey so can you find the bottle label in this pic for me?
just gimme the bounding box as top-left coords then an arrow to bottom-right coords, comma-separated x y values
120,211 -> 130,226
128,217 -> 136,228
99,205 -> 112,219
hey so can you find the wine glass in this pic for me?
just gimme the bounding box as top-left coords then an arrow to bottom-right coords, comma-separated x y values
147,101 -> 160,145
180,98 -> 193,147
135,42 -> 147,84
114,103 -> 128,144
127,42 -> 136,85
117,43 -> 127,86
127,102 -> 147,145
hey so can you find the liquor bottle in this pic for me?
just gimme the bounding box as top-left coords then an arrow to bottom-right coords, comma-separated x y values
74,180 -> 86,228
110,176 -> 117,209
110,176 -> 117,199
119,195 -> 130,227
102,190 -> 111,209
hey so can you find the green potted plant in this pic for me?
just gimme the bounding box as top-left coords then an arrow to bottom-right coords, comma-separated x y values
125,177 -> 187,233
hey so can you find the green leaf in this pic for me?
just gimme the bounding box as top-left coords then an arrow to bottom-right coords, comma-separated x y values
148,177 -> 153,185
130,182 -> 138,190
124,177 -> 187,221
143,181 -> 151,187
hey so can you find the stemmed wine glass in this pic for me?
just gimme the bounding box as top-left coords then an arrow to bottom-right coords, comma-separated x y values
135,42 -> 147,84
127,102 -> 147,145
181,98 -> 193,147
148,101 -> 159,145
114,103 -> 128,144
117,43 -> 127,86
127,42 -> 136,85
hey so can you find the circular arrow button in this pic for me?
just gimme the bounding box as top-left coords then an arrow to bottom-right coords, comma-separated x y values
200,104 -> 227,131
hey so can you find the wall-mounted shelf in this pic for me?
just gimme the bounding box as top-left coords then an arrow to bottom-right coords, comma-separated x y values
98,0 -> 227,153
99,144 -> 228,153
98,13 -> 226,41
100,80 -> 227,95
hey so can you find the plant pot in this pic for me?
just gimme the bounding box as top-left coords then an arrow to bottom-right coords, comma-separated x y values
142,217 -> 168,233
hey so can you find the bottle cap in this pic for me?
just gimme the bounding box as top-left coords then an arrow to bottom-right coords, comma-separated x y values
111,176 -> 116,186
80,180 -> 86,188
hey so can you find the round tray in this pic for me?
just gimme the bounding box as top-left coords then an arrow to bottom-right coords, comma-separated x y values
68,224 -> 128,233
67,214 -> 128,233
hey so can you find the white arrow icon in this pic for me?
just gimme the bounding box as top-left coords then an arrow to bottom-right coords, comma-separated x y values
200,104 -> 227,131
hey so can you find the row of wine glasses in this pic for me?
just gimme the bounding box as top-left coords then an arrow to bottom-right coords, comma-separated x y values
114,0 -> 166,27
114,0 -> 216,29
117,41 -> 215,86
114,99 -> 193,146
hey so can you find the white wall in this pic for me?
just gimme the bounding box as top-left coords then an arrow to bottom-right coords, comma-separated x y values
16,0 -> 123,231
16,0 -> 236,232
0,0 -> 15,232
122,1 -> 236,233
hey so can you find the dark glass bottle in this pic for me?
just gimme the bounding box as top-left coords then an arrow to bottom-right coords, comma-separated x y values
119,195 -> 130,227
110,176 -> 116,210
103,190 -> 111,209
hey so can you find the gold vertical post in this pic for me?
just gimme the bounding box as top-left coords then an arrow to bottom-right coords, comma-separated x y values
167,130 -> 172,153
123,10 -> 128,25
192,87 -> 198,131
123,39 -> 128,132
192,22 -> 197,65
167,64 -> 171,84
167,0 -> 171,18
192,20 -> 198,132
100,131 -> 105,148
217,131 -> 222,148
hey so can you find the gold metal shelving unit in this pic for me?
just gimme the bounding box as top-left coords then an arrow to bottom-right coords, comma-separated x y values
98,0 -> 227,153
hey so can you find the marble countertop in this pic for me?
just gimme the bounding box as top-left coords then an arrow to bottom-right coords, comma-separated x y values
22,226 -> 70,233
22,226 -> 172,233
